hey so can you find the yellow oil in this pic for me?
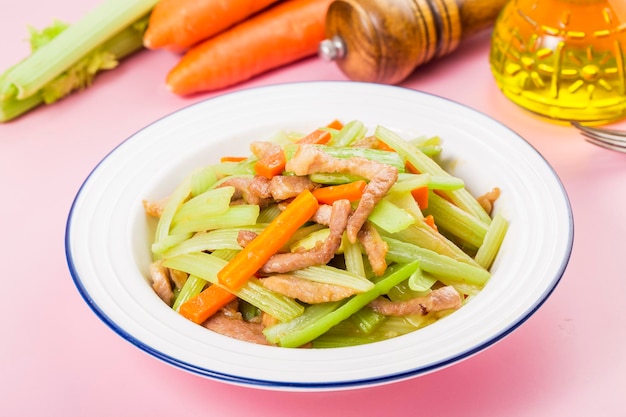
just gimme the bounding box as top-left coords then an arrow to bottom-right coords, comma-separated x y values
489,0 -> 626,124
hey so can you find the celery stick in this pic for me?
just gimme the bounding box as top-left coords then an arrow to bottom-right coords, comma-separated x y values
407,268 -> 437,291
0,0 -> 157,101
257,204 -> 282,223
424,191 -> 489,249
153,176 -> 192,259
289,228 -> 332,252
171,186 -> 234,227
263,302 -> 342,345
162,226 -> 266,258
368,199 -> 416,234
342,233 -> 366,277
1,14 -> 149,122
290,265 -> 375,292
383,237 -> 490,285
152,232 -> 193,256
389,173 -> 431,194
269,261 -> 420,348
210,249 -> 240,262
326,120 -> 367,147
172,275 -> 207,312
349,306 -> 387,334
164,252 -> 303,322
170,204 -> 259,235
284,143 -> 406,172
308,173 -> 366,185
312,316 -> 416,348
384,191 -> 425,220
428,175 -> 465,191
212,161 -> 256,177
474,212 -> 509,269
375,125 -> 492,224
190,166 -> 218,197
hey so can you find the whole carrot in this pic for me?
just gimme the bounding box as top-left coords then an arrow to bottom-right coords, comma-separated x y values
166,0 -> 334,95
143,0 -> 280,52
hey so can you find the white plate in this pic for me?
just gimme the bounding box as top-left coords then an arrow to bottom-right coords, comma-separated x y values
65,81 -> 573,391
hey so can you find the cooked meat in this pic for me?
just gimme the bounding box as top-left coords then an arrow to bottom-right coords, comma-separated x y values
168,268 -> 188,290
310,203 -> 334,225
248,175 -> 272,199
286,144 -> 398,242
259,199 -> 352,274
149,260 -> 174,306
261,274 -> 358,303
269,175 -> 317,200
357,221 -> 388,276
368,286 -> 462,316
218,176 -> 271,207
203,309 -> 273,346
477,187 -> 501,215
142,196 -> 168,218
236,229 -> 259,248
351,135 -> 378,148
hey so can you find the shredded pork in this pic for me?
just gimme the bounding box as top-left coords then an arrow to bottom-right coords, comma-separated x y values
260,274 -> 359,303
368,286 -> 462,316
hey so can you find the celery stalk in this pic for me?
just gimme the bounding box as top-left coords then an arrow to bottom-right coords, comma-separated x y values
367,199 -> 416,234
0,0 -> 157,101
172,275 -> 207,312
290,265 -> 375,292
474,212 -> 509,269
170,204 -> 259,235
326,120 -> 367,147
153,176 -> 192,259
342,233 -> 366,277
171,186 -> 235,228
382,237 -> 490,285
161,226 -> 266,258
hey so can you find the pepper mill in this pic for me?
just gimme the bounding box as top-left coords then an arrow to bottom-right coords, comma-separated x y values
319,0 -> 508,84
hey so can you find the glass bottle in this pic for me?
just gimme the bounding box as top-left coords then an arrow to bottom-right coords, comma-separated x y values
489,0 -> 626,125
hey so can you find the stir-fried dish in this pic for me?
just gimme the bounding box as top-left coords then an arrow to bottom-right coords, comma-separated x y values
143,120 -> 509,348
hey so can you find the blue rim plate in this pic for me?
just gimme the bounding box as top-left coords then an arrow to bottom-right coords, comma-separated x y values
65,81 -> 573,391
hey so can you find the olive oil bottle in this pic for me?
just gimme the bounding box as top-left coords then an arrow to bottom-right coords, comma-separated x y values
489,0 -> 626,125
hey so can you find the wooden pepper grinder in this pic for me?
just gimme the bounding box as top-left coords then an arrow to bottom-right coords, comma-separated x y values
319,0 -> 508,84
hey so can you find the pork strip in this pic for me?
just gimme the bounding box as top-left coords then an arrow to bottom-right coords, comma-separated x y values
203,309 -> 273,346
368,286 -> 462,316
149,260 -> 174,306
357,221 -> 388,276
260,274 -> 358,303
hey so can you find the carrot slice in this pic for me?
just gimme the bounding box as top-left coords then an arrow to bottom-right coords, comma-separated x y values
411,186 -> 429,209
424,214 -> 438,231
255,149 -> 286,179
296,129 -> 332,145
325,119 -> 344,130
178,284 -> 237,324
143,0 -> 280,52
166,0 -> 334,95
220,156 -> 248,163
312,180 -> 367,205
217,189 -> 320,290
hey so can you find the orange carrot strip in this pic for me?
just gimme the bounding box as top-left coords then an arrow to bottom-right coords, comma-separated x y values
296,129 -> 332,145
143,0 -> 280,52
406,162 -> 421,174
178,284 -> 237,324
411,186 -> 429,209
424,214 -> 438,231
312,180 -> 367,205
255,149 -> 286,179
377,141 -> 396,152
325,119 -> 344,130
166,0 -> 334,95
217,189 -> 320,290
220,156 -> 248,163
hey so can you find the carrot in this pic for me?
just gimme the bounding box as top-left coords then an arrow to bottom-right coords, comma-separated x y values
312,180 -> 367,205
326,119 -> 344,130
166,0 -> 334,95
296,129 -> 332,145
255,149 -> 286,179
217,189 -> 320,290
143,0 -> 280,52
411,186 -> 429,209
220,156 -> 248,163
178,284 -> 237,324
424,214 -> 438,231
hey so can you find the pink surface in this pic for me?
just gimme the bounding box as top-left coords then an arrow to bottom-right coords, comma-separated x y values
1,1 -> 625,415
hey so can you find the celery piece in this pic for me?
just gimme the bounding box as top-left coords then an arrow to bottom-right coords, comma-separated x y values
164,252 -> 303,322
209,249 -> 240,262
1,14 -> 149,122
290,265 -> 375,292
428,175 -> 465,191
389,173 -> 431,194
152,232 -> 193,256
368,199 -> 416,234
342,233 -> 366,277
170,204 -> 259,235
407,268 -> 437,291
172,275 -> 207,312
285,223 -> 328,250
162,226 -> 266,258
424,191 -> 489,249
171,186 -> 234,227
474,212 -> 509,269
190,166 -> 218,197
375,125 -> 492,224
349,306 -> 387,334
383,237 -> 490,285
257,204 -> 282,223
284,143 -> 406,172
212,160 -> 256,177
387,280 -> 430,301
312,316 -> 418,348
289,227 -> 331,252
269,261 -> 420,348
153,176 -> 192,259
308,173 -> 366,185
1,0 -> 157,101
263,302 -> 342,345
326,120 -> 367,147
384,191 -> 425,220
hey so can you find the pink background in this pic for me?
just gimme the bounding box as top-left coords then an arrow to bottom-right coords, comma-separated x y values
1,1 -> 625,415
